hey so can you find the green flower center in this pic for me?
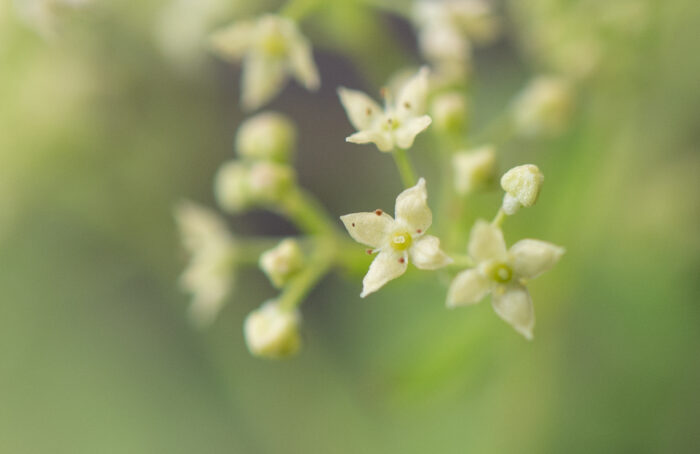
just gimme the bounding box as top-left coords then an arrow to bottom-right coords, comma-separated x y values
390,231 -> 412,251
489,263 -> 513,283
382,117 -> 401,131
260,32 -> 287,57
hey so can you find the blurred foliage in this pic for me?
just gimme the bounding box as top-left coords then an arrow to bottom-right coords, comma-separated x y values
0,0 -> 699,453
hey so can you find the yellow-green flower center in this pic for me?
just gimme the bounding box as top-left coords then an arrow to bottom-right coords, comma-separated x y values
390,231 -> 412,251
488,262 -> 513,283
260,32 -> 287,57
382,117 -> 401,131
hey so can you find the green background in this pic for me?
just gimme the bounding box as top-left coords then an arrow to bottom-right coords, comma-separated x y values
1,0 -> 698,452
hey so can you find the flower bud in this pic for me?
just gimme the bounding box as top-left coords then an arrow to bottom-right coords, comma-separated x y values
244,301 -> 301,358
452,145 -> 496,194
259,239 -> 304,288
248,161 -> 295,204
431,92 -> 469,134
500,164 -> 544,215
513,76 -> 573,138
214,160 -> 251,213
235,112 -> 296,163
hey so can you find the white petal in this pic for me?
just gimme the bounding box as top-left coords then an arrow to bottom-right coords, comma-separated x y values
409,235 -> 452,270
361,250 -> 407,297
394,177 -> 432,233
509,239 -> 565,280
346,130 -> 394,152
394,115 -> 432,149
468,219 -> 507,263
447,269 -> 492,307
209,20 -> 255,61
240,53 -> 287,110
501,192 -> 521,216
396,66 -> 430,119
337,87 -> 383,131
340,211 -> 394,248
287,33 -> 320,90
491,284 -> 535,340
175,201 -> 231,254
500,164 -> 544,207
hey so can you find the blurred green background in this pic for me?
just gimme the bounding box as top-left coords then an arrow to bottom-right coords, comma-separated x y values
1,0 -> 699,453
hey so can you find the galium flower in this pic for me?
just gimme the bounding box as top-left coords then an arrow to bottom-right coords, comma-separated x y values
341,178 -> 451,297
512,76 -> 574,138
175,201 -> 237,327
214,160 -> 295,213
431,91 -> 469,134
259,239 -> 304,288
209,14 -> 320,110
453,145 -> 496,195
338,67 -> 432,152
447,220 -> 564,339
500,164 -> 544,215
244,301 -> 301,358
236,112 -> 296,163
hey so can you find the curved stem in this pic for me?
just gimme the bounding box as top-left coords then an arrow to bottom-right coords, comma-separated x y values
491,208 -> 506,228
278,237 -> 335,311
391,148 -> 417,188
279,187 -> 338,236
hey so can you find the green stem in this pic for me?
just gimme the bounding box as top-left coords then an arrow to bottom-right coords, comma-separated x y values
278,237 -> 335,311
279,187 -> 338,236
391,148 -> 417,188
447,253 -> 475,269
491,208 -> 506,228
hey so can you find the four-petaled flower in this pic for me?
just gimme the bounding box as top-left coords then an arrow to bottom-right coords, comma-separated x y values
447,220 -> 564,339
341,178 -> 452,297
210,14 -> 320,110
338,67 -> 432,152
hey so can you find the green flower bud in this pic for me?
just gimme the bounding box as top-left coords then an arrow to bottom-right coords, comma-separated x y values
236,112 -> 296,163
244,301 -> 301,358
214,160 -> 251,213
259,239 -> 304,288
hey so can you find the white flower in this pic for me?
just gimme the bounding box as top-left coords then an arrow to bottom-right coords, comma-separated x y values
236,112 -> 296,163
259,239 -> 304,288
513,76 -> 574,138
214,160 -> 295,213
340,178 -> 451,297
431,91 -> 469,134
209,14 -> 320,110
338,67 -> 432,152
500,164 -> 544,215
244,301 -> 301,358
447,220 -> 564,339
452,145 -> 496,195
175,201 -> 236,327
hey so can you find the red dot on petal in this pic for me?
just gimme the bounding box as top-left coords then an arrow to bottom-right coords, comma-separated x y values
375,209 -> 383,216
352,223 -> 355,227
398,257 -> 405,264
416,229 -> 422,233
366,249 -> 373,255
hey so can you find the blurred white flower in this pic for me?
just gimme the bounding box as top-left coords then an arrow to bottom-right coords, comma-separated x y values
500,164 -> 544,215
259,239 -> 304,288
513,76 -> 574,138
338,67 -> 432,152
244,301 -> 301,358
14,0 -> 90,38
210,14 -> 320,110
175,201 -> 236,327
447,220 -> 564,339
341,178 -> 451,297
236,112 -> 296,163
431,91 -> 469,134
452,145 -> 496,195
214,160 -> 295,213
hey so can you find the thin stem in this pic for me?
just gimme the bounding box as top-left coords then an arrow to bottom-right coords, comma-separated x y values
279,187 -> 338,236
447,253 -> 475,269
391,148 -> 417,188
278,237 -> 335,311
491,208 -> 506,228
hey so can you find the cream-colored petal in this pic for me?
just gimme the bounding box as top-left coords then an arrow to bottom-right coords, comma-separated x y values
446,269 -> 492,307
500,164 -> 544,207
340,211 -> 394,248
395,177 -> 432,233
394,115 -> 432,149
396,66 -> 430,120
337,87 -> 383,131
287,34 -> 320,90
509,239 -> 565,280
361,250 -> 408,297
409,235 -> 452,270
208,20 -> 255,61
244,301 -> 301,358
468,219 -> 507,263
491,284 -> 535,340
346,130 -> 394,152
240,53 -> 287,110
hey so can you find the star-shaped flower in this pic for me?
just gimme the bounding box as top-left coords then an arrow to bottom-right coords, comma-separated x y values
210,14 -> 320,110
447,220 -> 564,339
341,178 -> 451,297
338,67 -> 432,152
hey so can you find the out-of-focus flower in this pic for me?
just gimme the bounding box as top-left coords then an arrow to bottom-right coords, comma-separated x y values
214,160 -> 295,213
341,178 -> 451,297
175,201 -> 236,327
13,0 -> 90,38
338,67 -> 432,152
244,301 -> 301,358
500,164 -> 544,215
513,76 -> 574,138
259,239 -> 304,288
236,112 -> 296,163
447,220 -> 564,339
210,14 -> 320,110
431,91 -> 469,134
452,145 -> 496,195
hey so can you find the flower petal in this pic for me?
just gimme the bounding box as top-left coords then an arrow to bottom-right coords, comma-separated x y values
346,130 -> 394,152
447,269 -> 492,307
468,219 -> 507,263
409,235 -> 452,270
509,239 -> 565,280
337,87 -> 383,131
209,20 -> 255,61
287,33 -> 320,90
241,53 -> 287,110
491,284 -> 534,340
395,115 -> 432,149
396,66 -> 430,120
361,250 -> 408,297
340,211 -> 394,248
395,177 -> 432,233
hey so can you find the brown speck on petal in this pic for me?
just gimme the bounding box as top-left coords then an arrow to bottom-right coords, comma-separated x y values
416,229 -> 422,233
366,107 -> 372,115
375,209 -> 383,216
366,249 -> 373,255
352,223 -> 355,227
398,257 -> 405,263
404,102 -> 411,109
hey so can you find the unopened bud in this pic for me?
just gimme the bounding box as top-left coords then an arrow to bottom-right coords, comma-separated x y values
513,76 -> 573,138
214,160 -> 251,213
431,92 -> 469,134
452,145 -> 496,194
248,161 -> 295,204
244,301 -> 301,358
236,112 -> 296,163
259,239 -> 304,288
500,164 -> 544,215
